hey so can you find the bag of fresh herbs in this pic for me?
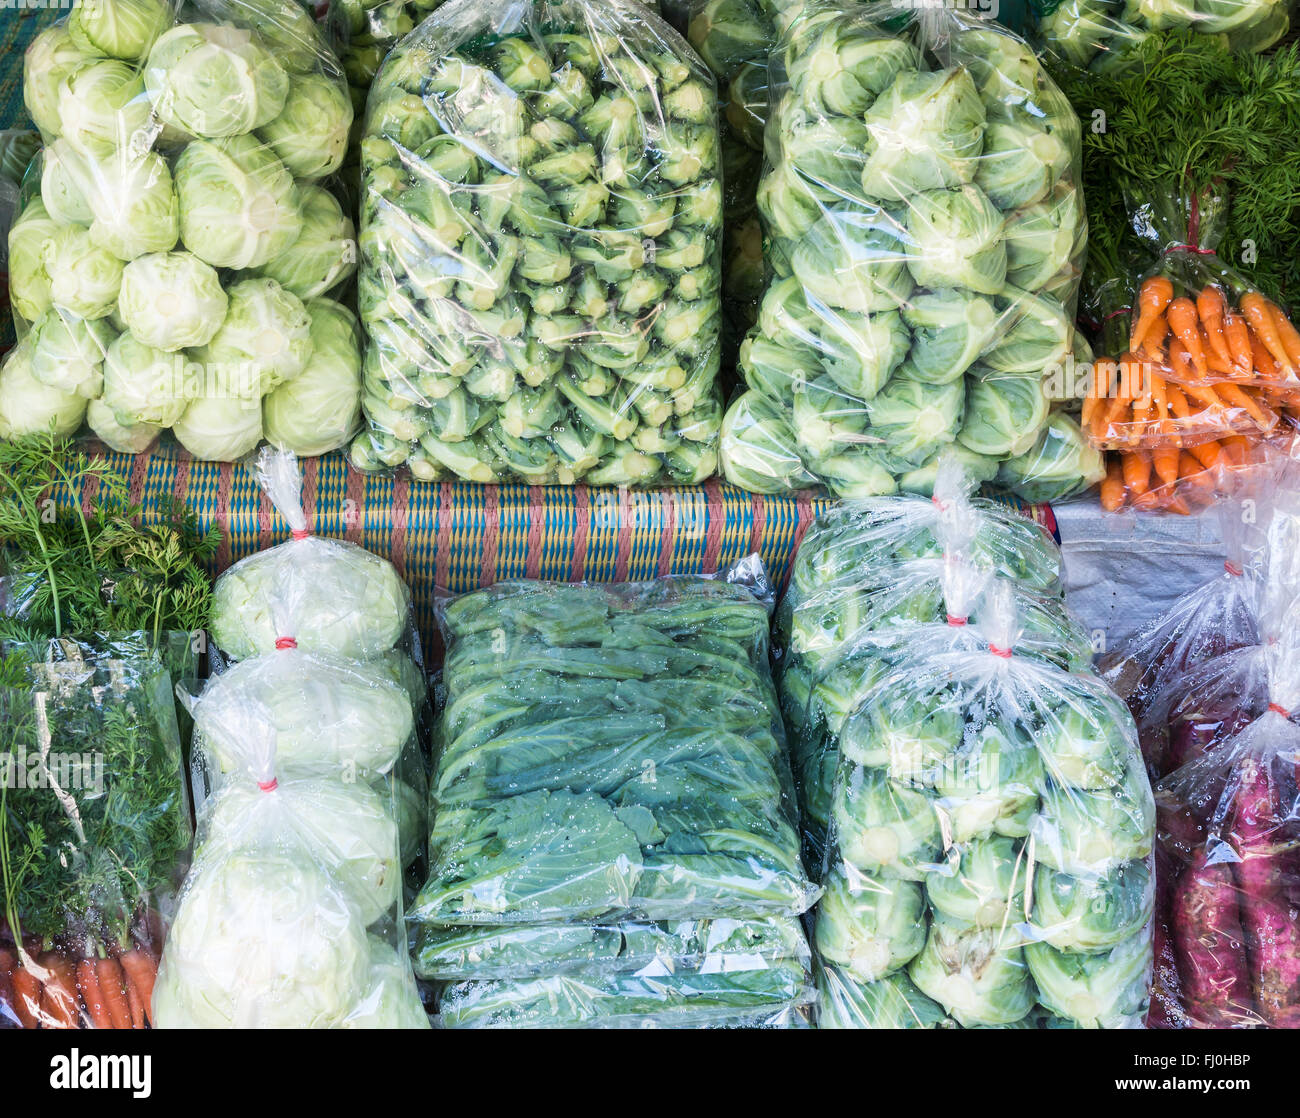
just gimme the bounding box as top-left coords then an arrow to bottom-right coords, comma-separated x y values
0,435 -> 218,1029
1,643 -> 192,1030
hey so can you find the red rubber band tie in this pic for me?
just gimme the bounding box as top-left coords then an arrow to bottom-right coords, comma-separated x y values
1162,191 -> 1217,257
275,636 -> 298,650
291,528 -> 310,541
947,614 -> 968,627
989,645 -> 1013,659
1225,561 -> 1243,576
258,778 -> 279,793
1268,702 -> 1291,719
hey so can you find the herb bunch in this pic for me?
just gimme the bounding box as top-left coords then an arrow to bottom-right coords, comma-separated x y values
0,433 -> 219,645
0,435 -> 210,951
1051,33 -> 1300,319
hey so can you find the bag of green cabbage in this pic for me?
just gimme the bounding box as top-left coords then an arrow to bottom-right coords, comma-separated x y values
776,470 -> 1089,869
153,449 -> 430,1028
813,579 -> 1155,1028
0,0 -> 362,463
351,0 -> 726,487
1029,0 -> 1291,73
718,3 -> 1104,503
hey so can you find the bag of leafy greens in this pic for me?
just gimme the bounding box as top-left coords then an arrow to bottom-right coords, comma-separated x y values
416,563 -> 815,924
813,581 -> 1155,1028
420,912 -> 815,1027
412,560 -> 817,1025
352,0 -> 724,486
1,0 -> 360,461
719,2 -> 1089,501
0,644 -> 191,1029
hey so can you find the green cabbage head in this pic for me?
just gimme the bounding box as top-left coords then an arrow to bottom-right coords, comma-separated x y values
118,251 -> 229,352
257,72 -> 352,181
174,135 -> 302,270
145,22 -> 289,138
68,0 -> 171,61
263,298 -> 362,457
210,535 -> 409,660
153,850 -> 370,1028
30,309 -> 115,398
0,335 -> 89,439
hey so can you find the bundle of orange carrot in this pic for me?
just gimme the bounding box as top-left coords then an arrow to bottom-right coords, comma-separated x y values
1085,276 -> 1300,513
0,928 -> 158,1030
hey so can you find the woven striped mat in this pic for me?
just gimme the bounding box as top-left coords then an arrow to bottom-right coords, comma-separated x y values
74,447 -> 1054,652
77,446 -> 831,647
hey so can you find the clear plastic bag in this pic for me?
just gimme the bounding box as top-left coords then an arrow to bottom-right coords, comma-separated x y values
352,0 -> 724,486
209,449 -> 415,662
1150,621 -> 1300,1028
778,472 -> 1082,674
414,913 -> 807,980
415,564 -> 816,925
781,479 -> 1066,597
436,961 -> 814,1027
416,562 -> 816,1026
718,5 -> 1090,501
1124,187 -> 1300,393
1,641 -> 191,1029
776,474 -> 1083,871
815,588 -> 1155,1028
153,763 -> 428,1027
1100,483 -> 1270,730
1031,0 -> 1292,73
155,454 -> 428,1029
0,0 -> 360,460
686,0 -> 776,337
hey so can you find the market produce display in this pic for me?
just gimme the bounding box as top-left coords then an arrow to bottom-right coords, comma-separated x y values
718,6 -> 1101,502
1,0 -> 361,461
0,436 -> 218,1030
352,0 -> 724,485
153,450 -> 428,1028
1032,0 -> 1291,72
413,566 -> 817,1026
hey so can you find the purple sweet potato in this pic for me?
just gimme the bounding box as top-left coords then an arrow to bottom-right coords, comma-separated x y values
1231,760 -> 1300,1026
1171,848 -> 1252,1027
